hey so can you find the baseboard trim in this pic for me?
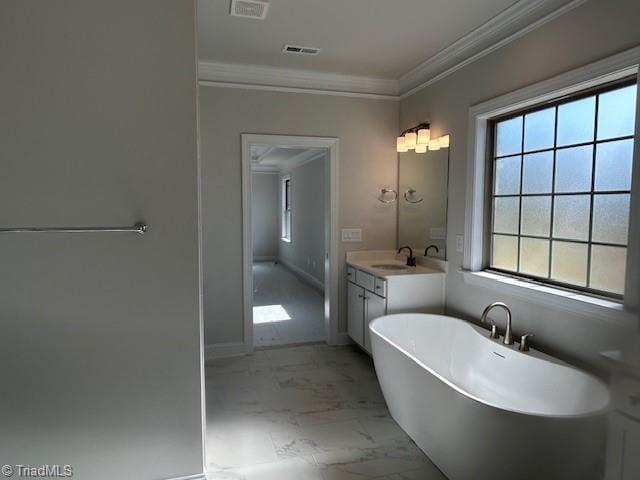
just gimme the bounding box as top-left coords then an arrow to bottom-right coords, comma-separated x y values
204,342 -> 246,360
164,473 -> 206,480
254,255 -> 277,262
334,332 -> 353,346
278,257 -> 324,293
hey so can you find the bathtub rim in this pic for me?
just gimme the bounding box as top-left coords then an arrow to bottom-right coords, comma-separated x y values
370,313 -> 610,419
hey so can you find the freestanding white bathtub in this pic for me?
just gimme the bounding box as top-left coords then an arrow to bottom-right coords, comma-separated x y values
370,313 -> 610,480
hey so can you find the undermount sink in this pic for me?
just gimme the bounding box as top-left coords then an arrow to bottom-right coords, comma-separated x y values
371,264 -> 408,270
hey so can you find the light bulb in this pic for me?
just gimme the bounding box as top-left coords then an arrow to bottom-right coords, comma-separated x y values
396,136 -> 408,152
415,144 -> 427,153
405,132 -> 417,149
417,128 -> 430,146
428,137 -> 441,151
439,134 -> 450,148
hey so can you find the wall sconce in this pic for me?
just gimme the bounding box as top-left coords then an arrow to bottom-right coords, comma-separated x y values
397,123 -> 449,154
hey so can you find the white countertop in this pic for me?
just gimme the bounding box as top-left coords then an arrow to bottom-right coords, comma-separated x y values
346,250 -> 446,279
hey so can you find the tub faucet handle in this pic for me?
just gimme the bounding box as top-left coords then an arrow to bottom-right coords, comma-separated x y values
489,323 -> 500,339
519,334 -> 534,352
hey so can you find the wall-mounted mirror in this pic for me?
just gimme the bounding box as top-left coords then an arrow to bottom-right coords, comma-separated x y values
397,148 -> 449,259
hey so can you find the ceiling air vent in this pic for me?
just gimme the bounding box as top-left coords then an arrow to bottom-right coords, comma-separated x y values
230,0 -> 269,20
282,44 -> 321,56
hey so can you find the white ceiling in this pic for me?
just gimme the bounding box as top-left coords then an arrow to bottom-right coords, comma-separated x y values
251,145 -> 325,173
197,0 -> 582,96
198,0 -> 520,78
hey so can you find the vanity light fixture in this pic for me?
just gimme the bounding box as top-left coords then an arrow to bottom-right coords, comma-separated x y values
397,124 -> 449,153
396,123 -> 429,152
428,134 -> 451,151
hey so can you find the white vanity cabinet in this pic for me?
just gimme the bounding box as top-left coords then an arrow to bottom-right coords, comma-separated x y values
347,282 -> 366,347
605,367 -> 640,480
364,292 -> 386,353
347,274 -> 387,354
602,345 -> 640,480
346,256 -> 445,354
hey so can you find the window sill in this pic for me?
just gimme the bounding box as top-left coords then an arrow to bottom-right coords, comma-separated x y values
280,237 -> 292,243
460,269 -> 638,327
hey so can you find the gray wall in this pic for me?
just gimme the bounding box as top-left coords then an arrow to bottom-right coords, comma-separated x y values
252,173 -> 279,259
400,0 -> 640,370
0,2 -> 204,479
200,88 -> 398,345
279,155 -> 327,285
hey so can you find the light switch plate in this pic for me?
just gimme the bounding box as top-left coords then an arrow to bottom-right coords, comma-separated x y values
341,228 -> 362,242
456,234 -> 464,252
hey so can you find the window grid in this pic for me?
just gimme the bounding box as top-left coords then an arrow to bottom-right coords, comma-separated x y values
488,79 -> 636,299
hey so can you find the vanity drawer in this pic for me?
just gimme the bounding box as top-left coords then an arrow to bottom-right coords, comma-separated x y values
613,375 -> 640,420
355,270 -> 375,291
346,266 -> 356,281
374,277 -> 387,297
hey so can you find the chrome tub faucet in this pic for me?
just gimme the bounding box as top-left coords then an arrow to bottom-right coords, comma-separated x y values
480,302 -> 514,345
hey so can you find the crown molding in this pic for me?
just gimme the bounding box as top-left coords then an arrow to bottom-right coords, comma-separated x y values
199,79 -> 400,101
281,148 -> 326,173
251,148 -> 326,174
198,60 -> 399,97
399,0 -> 588,98
198,0 -> 588,100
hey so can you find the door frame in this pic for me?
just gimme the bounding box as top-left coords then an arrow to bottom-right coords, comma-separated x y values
241,134 -> 340,352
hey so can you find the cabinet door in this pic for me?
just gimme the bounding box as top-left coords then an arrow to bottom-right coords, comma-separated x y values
622,415 -> 640,480
364,293 -> 386,353
606,412 -> 640,480
347,282 -> 365,347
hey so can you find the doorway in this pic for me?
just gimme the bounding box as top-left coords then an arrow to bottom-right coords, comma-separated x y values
241,134 -> 339,351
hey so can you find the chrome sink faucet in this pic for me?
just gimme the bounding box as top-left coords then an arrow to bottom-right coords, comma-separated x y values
480,302 -> 514,345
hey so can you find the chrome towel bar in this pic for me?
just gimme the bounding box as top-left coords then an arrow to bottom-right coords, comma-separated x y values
0,222 -> 148,234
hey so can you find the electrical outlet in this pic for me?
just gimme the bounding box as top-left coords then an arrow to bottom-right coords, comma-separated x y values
456,234 -> 464,253
341,228 -> 362,242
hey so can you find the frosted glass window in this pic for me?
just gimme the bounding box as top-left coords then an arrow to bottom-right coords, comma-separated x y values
595,139 -> 634,191
553,195 -> 590,241
590,246 -> 627,295
520,238 -> 550,278
592,194 -> 630,245
496,116 -> 523,157
551,241 -> 588,286
521,196 -> 551,237
492,235 -> 518,271
522,152 -> 553,193
557,97 -> 595,146
489,79 -> 635,297
555,146 -> 593,193
493,197 -> 520,234
524,108 -> 555,152
494,156 -> 521,195
597,85 -> 637,140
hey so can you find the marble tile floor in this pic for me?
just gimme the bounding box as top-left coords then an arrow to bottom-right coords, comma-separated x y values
253,262 -> 325,347
205,344 -> 447,480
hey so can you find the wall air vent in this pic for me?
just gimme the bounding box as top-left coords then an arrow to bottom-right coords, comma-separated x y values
282,44 -> 321,56
230,0 -> 269,20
